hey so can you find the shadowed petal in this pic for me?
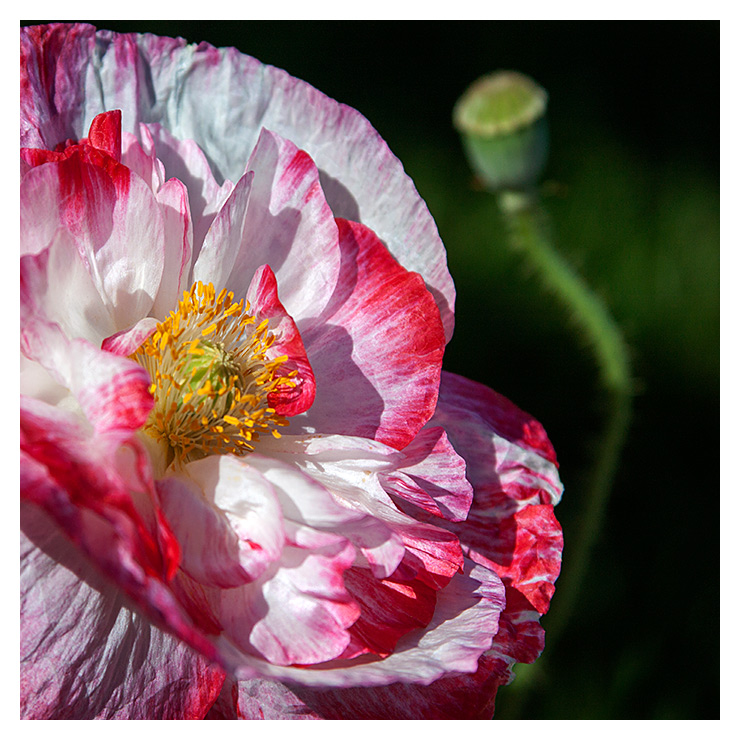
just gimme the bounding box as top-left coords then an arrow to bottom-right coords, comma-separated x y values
21,502 -> 224,719
299,219 -> 445,449
20,24 -> 456,340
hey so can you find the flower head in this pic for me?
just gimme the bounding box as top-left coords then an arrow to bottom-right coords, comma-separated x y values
20,23 -> 563,720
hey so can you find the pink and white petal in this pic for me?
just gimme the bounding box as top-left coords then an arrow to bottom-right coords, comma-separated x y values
341,567 -> 437,658
71,346 -> 153,440
428,372 -> 563,597
176,455 -> 286,583
143,122 -> 234,259
257,434 -> 455,581
381,426 -> 474,522
21,501 -> 224,720
121,127 -> 165,193
298,219 -> 445,449
22,318 -> 153,443
220,539 -> 359,667
150,177 -> 194,318
20,152 -> 165,330
20,354 -> 68,408
246,264 -> 316,416
101,317 -> 159,356
424,372 -> 564,687
21,398 -> 167,580
245,453 -> 369,533
157,456 -> 359,668
484,586 -> 549,688
428,372 -> 562,533
21,25 -> 455,339
20,24 -> 92,150
246,442 -> 407,578
225,559 -> 503,690
231,660 -> 505,720
467,504 -> 564,616
392,527 -> 465,591
195,128 -> 341,322
20,228 -> 116,345
156,475 -> 254,589
21,399 -> 229,673
192,169 -> 254,291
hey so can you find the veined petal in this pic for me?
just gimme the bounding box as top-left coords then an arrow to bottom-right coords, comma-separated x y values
222,559 -> 504,693
20,24 -> 456,340
195,128 -> 341,324
257,432 -> 463,585
21,398 -> 226,672
220,539 -> 359,667
191,168 -> 253,295
299,218 -> 445,449
340,567 -> 437,659
161,454 -> 360,668
381,426 -> 474,523
20,24 -> 564,718
20,145 -> 165,331
20,228 -> 115,345
157,476 -> 264,589
121,125 -> 165,193
165,455 -> 286,586
21,502 -> 224,719
150,177 -> 194,319
21,318 -> 153,442
245,264 -> 316,417
141,122 -> 234,261
428,371 -> 564,687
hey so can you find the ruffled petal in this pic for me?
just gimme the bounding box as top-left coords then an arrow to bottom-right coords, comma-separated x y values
20,395 -> 229,675
20,141 -> 165,331
141,122 -> 234,261
299,218 -> 445,449
220,538 -> 358,667
159,454 -> 361,669
222,558 -> 503,699
157,474 -> 272,589
162,455 -> 286,586
256,433 -> 457,584
20,227 -> 115,345
428,371 -> 564,688
194,128 -> 341,324
20,23 -> 455,340
20,25 -> 564,718
246,264 -> 316,416
21,501 -> 224,719
21,317 -> 153,443
381,425 -> 474,522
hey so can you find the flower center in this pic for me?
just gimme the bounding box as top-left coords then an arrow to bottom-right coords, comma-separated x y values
131,281 -> 293,467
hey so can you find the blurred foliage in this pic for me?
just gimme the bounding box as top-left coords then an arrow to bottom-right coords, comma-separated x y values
28,20 -> 719,719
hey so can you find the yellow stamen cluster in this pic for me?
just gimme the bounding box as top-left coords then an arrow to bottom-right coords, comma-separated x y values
131,281 -> 294,467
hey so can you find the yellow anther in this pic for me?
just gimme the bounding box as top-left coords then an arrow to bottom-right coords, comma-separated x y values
130,281 -> 292,467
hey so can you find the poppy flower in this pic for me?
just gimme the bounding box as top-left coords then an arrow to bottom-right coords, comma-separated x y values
20,23 -> 563,719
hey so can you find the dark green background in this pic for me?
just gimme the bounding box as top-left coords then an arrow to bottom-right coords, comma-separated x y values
28,21 -> 719,719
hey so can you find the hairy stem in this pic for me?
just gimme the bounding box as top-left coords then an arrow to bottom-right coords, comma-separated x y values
495,189 -> 633,715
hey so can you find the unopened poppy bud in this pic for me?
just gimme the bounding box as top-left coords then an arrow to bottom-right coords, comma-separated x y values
453,70 -> 549,191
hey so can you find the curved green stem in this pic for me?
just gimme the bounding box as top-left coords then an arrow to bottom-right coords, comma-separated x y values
495,188 -> 633,715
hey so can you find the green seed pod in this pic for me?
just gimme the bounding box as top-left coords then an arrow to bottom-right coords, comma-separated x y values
453,70 -> 549,192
